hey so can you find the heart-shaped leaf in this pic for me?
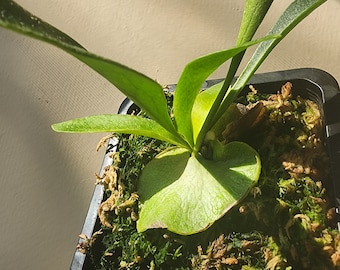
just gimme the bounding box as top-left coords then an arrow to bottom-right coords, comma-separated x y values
137,143 -> 261,235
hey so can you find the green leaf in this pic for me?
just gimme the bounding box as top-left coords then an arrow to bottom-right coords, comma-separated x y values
215,0 -> 327,121
0,0 -> 176,135
0,1 -> 84,49
52,114 -> 189,148
173,35 -> 279,147
192,82 -> 243,144
191,82 -> 223,143
236,0 -> 274,46
191,1 -> 274,152
137,142 -> 261,235
220,0 -> 274,118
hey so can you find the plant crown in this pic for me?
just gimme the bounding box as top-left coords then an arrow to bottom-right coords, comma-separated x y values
0,0 -> 327,235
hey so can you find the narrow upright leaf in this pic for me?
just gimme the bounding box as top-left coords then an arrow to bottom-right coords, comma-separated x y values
173,36 -> 278,146
215,0 -> 327,121
236,0 -> 274,46
221,0 -> 274,112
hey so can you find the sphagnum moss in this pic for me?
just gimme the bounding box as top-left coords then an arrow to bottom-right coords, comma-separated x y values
88,84 -> 339,270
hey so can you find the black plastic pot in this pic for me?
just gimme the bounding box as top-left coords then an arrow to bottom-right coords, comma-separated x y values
70,68 -> 340,269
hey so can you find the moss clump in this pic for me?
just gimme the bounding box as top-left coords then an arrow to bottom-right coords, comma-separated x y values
86,84 -> 340,269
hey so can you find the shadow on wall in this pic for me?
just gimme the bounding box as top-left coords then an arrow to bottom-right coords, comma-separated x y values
0,28 -> 110,269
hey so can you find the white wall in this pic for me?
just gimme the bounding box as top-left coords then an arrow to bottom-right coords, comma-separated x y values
0,1 -> 339,269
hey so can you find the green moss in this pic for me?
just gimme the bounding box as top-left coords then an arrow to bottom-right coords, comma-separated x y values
87,86 -> 339,269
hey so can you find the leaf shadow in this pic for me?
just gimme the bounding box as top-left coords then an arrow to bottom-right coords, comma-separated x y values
138,148 -> 190,201
198,156 -> 256,201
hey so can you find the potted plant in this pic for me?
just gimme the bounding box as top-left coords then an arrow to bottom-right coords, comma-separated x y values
1,0 -> 339,269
